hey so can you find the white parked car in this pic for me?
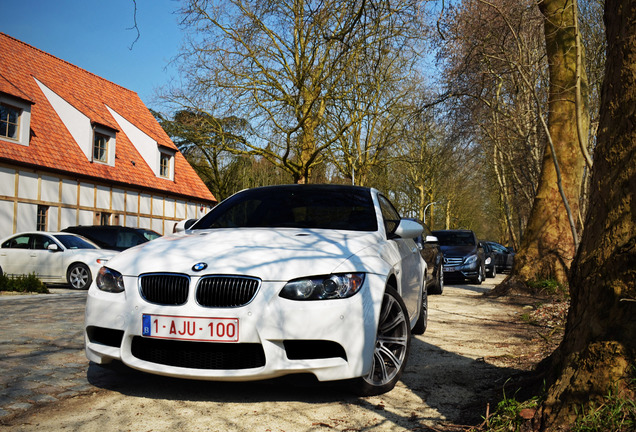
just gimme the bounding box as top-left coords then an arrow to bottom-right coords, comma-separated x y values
0,232 -> 118,289
85,185 -> 427,395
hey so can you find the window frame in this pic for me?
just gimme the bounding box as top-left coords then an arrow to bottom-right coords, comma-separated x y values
0,102 -> 20,141
93,132 -> 109,163
159,152 -> 171,178
0,94 -> 32,147
37,205 -> 49,231
158,149 -> 175,180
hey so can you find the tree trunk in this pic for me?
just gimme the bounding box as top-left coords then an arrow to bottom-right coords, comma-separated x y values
537,0 -> 636,427
511,0 -> 589,286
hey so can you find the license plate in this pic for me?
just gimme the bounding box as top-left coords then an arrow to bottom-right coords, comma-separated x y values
444,266 -> 459,272
142,314 -> 239,342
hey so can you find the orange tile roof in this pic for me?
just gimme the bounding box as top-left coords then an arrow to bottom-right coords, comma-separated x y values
0,33 -> 216,204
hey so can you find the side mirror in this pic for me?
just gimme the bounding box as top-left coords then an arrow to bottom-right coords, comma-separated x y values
425,235 -> 438,244
47,243 -> 60,252
394,219 -> 423,239
173,218 -> 198,233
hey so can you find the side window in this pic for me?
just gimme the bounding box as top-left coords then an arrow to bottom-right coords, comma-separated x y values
3,235 -> 31,249
378,195 -> 401,236
32,234 -> 54,250
422,222 -> 433,237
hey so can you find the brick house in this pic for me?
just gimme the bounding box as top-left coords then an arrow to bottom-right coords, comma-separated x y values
0,33 -> 217,240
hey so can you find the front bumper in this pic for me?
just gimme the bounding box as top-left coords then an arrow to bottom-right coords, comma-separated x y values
84,274 -> 384,382
442,261 -> 480,279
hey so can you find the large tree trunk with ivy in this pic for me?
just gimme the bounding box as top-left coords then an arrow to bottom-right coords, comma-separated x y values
511,0 -> 589,287
536,0 -> 636,427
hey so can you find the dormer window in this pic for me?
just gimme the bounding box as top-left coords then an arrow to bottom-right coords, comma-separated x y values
93,133 -> 108,163
91,125 -> 116,166
0,95 -> 31,147
0,103 -> 20,140
159,151 -> 172,179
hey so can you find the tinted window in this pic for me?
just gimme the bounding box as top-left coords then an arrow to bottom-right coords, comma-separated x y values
194,186 -> 378,231
378,195 -> 400,235
32,234 -> 56,250
432,230 -> 477,246
1,235 -> 30,249
54,234 -> 98,250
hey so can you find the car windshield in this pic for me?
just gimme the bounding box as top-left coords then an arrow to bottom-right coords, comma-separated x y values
193,186 -> 378,231
53,234 -> 98,250
432,231 -> 476,246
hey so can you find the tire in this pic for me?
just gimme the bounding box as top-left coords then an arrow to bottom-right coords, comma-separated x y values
67,263 -> 92,290
486,263 -> 496,278
429,266 -> 444,295
471,263 -> 484,285
412,285 -> 428,335
351,286 -> 411,396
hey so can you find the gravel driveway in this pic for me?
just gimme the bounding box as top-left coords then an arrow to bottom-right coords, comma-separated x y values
1,275 -> 545,431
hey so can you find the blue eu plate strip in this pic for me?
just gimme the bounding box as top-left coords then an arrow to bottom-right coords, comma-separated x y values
142,314 -> 151,336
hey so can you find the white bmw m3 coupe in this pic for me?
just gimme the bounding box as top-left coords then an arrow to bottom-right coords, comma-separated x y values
84,184 -> 428,395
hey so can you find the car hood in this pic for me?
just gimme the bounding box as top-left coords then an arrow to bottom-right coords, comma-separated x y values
439,244 -> 478,257
106,228 -> 383,281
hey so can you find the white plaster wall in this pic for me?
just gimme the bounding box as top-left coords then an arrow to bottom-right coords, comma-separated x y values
139,194 -> 151,215
107,106 -> 159,177
96,185 -> 110,210
79,183 -> 95,208
78,209 -> 93,226
152,195 -> 163,217
125,215 -> 137,228
35,78 -> 92,161
41,175 -> 59,203
164,198 -> 175,218
17,171 -> 38,200
62,179 -> 78,206
0,167 -> 15,197
16,202 -> 37,232
126,191 -> 138,213
175,201 -> 186,219
48,206 -> 59,232
187,203 -> 198,219
112,189 -> 125,212
0,201 -> 14,238
151,218 -> 163,234
60,207 -> 77,229
139,217 -> 151,229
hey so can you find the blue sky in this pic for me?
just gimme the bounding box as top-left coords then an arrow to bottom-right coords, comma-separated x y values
1,0 -> 183,108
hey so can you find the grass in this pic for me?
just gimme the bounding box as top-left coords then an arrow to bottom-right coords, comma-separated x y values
527,278 -> 568,298
573,376 -> 636,432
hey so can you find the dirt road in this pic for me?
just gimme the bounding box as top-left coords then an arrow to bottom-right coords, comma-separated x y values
2,275 -> 547,431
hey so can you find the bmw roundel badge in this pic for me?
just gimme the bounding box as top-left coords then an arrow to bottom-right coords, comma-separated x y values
192,262 -> 208,272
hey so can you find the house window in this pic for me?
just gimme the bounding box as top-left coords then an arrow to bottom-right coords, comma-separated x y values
37,206 -> 48,231
0,103 -> 20,140
160,153 -> 172,178
93,133 -> 108,163
94,211 -> 111,225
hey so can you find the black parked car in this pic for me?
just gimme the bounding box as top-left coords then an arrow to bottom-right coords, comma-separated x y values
62,225 -> 161,251
412,220 -> 444,294
482,241 -> 497,278
432,229 -> 486,284
484,241 -> 515,273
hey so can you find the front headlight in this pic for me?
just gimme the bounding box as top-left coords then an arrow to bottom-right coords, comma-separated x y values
464,254 -> 479,265
485,257 -> 492,265
280,273 -> 365,300
96,267 -> 125,293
